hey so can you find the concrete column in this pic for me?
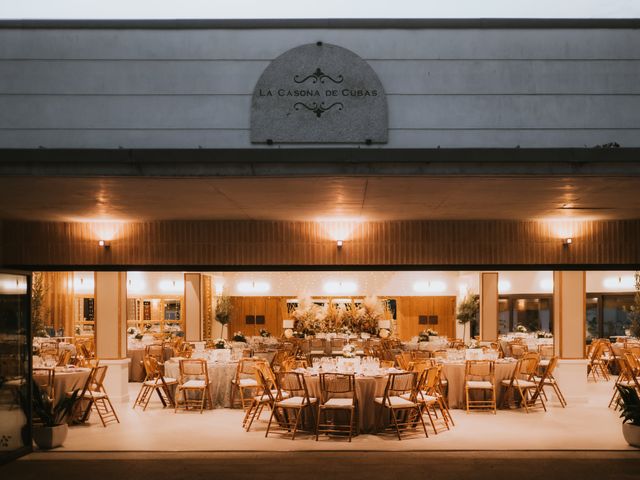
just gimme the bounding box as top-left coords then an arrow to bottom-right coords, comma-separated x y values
553,270 -> 588,404
94,271 -> 130,402
480,272 -> 499,342
184,273 -> 202,342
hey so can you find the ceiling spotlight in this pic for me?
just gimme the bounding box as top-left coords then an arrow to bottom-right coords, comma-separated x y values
98,240 -> 110,248
336,240 -> 343,248
563,238 -> 573,246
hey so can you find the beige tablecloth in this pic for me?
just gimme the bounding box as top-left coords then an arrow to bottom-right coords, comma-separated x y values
128,346 -> 173,382
33,367 -> 91,408
304,374 -> 388,433
440,361 -> 517,409
164,360 -> 238,408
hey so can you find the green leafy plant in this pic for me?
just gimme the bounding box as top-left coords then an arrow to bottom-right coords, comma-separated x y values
31,272 -> 49,337
25,379 -> 81,427
457,294 -> 479,340
616,384 -> 640,425
215,295 -> 233,337
627,271 -> 640,338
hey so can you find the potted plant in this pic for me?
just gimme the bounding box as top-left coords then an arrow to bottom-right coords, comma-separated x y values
25,380 -> 80,449
456,294 -> 479,341
617,385 -> 640,447
215,295 -> 233,338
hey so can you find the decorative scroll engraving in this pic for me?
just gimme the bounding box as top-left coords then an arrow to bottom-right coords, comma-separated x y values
293,101 -> 344,118
294,67 -> 344,85
251,43 -> 387,143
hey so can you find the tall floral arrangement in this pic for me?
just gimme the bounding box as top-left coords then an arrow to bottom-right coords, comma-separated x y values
354,296 -> 384,334
291,296 -> 322,334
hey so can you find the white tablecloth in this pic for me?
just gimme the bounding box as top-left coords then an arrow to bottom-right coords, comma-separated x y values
164,360 -> 238,408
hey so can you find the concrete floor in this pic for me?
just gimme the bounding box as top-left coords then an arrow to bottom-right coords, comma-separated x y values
3,379 -> 639,480
52,379 -> 634,451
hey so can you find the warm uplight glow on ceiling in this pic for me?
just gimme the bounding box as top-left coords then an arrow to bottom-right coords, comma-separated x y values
237,281 -> 271,294
539,278 -> 554,292
323,280 -> 358,295
498,280 -> 512,293
159,279 -> 184,294
127,272 -> 146,294
413,280 -> 447,294
603,276 -> 635,290
316,217 -> 365,242
541,218 -> 592,240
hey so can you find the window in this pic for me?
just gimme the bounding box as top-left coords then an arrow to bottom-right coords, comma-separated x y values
586,293 -> 633,340
498,295 -> 553,334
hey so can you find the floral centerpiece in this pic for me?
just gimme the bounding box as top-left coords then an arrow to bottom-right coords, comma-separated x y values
342,343 -> 356,358
418,329 -> 439,342
214,338 -> 227,349
127,326 -> 143,340
353,296 -> 384,335
232,331 -> 246,343
143,322 -> 153,332
291,296 -> 322,336
536,330 -> 554,339
516,324 -> 528,333
259,328 -> 270,338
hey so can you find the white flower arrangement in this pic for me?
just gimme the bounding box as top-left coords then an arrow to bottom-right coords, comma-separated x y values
342,343 -> 356,358
232,331 -> 247,342
259,328 -> 270,338
516,324 -> 528,333
214,338 -> 228,349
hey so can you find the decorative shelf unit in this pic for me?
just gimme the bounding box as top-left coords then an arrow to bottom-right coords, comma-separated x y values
126,296 -> 184,335
73,296 -> 95,337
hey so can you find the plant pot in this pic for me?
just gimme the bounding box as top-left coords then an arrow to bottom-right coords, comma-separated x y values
622,422 -> 640,448
33,423 -> 68,450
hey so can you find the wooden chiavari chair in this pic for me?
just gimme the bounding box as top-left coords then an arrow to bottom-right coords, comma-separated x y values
380,360 -> 395,369
374,371 -> 427,440
411,350 -> 431,361
56,349 -> 72,367
266,371 -> 317,440
77,364 -> 120,426
449,339 -> 465,350
464,360 -> 496,414
501,355 -> 545,413
588,340 -> 610,381
133,355 -> 177,410
509,343 -> 528,359
409,367 -> 447,434
316,373 -> 358,441
532,356 -> 566,407
610,353 -> 640,409
175,359 -> 211,413
230,357 -> 263,410
309,338 -> 326,358
330,338 -> 346,355
243,362 -> 286,431
432,349 -> 448,360
280,357 -> 309,372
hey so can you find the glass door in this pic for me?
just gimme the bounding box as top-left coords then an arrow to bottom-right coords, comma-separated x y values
0,271 -> 31,463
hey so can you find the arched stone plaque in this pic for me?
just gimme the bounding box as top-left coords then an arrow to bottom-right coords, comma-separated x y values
250,43 -> 388,144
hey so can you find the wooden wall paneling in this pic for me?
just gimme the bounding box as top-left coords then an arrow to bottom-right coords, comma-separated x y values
2,220 -> 640,267
394,296 -> 456,341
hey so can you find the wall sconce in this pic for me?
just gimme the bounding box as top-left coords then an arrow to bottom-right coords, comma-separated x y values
562,238 -> 573,246
98,240 -> 110,248
336,240 -> 343,249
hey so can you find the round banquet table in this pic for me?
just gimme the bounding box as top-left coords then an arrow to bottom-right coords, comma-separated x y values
440,360 -> 517,409
304,374 -> 388,433
33,367 -> 91,408
128,346 -> 173,382
164,360 -> 238,408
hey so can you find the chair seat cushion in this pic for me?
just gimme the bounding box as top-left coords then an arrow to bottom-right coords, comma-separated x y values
374,395 -> 417,407
277,396 -> 317,407
144,377 -> 177,386
254,390 -> 290,402
181,379 -> 207,388
239,378 -> 258,387
533,376 -> 556,384
440,379 -> 448,385
81,390 -> 107,399
501,379 -> 537,388
323,398 -> 354,408
466,380 -> 494,389
310,350 -> 325,355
